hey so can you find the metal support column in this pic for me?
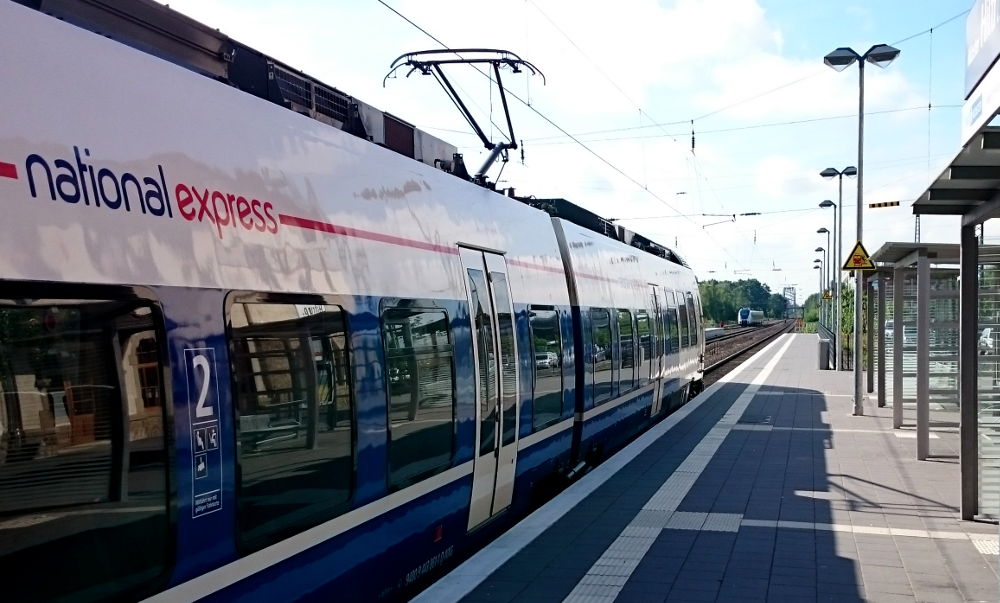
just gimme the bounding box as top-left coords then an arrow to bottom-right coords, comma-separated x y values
866,276 -> 874,393
916,251 -> 930,460
959,222 -> 978,519
893,267 -> 904,429
878,272 -> 887,407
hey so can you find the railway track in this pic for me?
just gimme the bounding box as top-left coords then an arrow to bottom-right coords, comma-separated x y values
703,320 -> 795,385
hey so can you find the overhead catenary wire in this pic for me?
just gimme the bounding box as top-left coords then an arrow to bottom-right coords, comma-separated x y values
376,1 -> 969,281
516,7 -> 970,146
524,105 -> 963,145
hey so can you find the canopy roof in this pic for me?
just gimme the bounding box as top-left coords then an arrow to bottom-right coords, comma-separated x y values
913,126 -> 1000,218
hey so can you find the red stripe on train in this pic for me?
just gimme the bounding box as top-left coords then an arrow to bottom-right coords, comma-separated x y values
278,214 -> 460,255
0,162 -> 18,179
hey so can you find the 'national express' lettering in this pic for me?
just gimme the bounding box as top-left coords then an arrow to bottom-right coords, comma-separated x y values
24,146 -> 279,239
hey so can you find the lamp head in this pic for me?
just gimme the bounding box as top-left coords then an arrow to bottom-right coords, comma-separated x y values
865,44 -> 900,68
817,227 -> 829,234
815,248 -> 824,253
819,199 -> 835,209
820,167 -> 839,179
814,258 -> 822,263
843,166 -> 858,178
824,47 -> 860,71
813,265 -> 821,269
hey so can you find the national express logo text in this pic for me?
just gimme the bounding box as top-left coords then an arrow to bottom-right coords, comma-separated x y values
6,146 -> 279,239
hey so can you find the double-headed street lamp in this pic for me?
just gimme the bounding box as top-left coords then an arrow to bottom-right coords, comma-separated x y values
818,228 -> 831,287
824,43 -> 900,416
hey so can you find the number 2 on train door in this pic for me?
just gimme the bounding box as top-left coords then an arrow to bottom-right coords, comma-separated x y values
185,347 -> 223,517
192,353 -> 214,418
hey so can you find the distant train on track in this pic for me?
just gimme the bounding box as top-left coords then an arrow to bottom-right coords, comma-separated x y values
1,1 -> 704,601
738,307 -> 765,327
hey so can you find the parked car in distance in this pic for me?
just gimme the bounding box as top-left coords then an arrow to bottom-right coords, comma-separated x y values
885,321 -> 918,345
981,327 -> 995,355
535,352 -> 558,369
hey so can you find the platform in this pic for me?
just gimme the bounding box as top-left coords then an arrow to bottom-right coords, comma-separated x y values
415,334 -> 999,603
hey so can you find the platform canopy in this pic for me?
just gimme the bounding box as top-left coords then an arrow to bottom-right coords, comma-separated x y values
869,242 -> 959,266
912,126 -> 1000,221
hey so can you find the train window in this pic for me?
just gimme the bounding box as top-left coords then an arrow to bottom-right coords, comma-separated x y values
466,270 -> 497,456
491,273 -> 518,447
591,309 -> 613,404
382,305 -> 455,490
636,310 -> 652,381
0,292 -> 170,602
664,292 -> 679,355
617,309 -> 635,392
651,291 -> 664,359
229,300 -> 354,553
677,292 -> 690,348
686,292 -> 699,346
529,306 -> 562,430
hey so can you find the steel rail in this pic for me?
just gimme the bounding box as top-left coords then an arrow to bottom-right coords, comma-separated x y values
703,320 -> 795,374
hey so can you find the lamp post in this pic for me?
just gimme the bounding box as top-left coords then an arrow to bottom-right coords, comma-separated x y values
824,43 -> 899,416
815,247 -> 827,326
813,259 -> 824,324
813,264 -> 823,323
818,228 -> 831,317
819,195 -> 846,369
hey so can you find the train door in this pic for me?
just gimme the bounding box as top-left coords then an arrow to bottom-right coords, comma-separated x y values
460,247 -> 520,530
649,285 -> 665,415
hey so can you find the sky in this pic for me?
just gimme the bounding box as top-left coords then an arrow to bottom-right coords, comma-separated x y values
158,0 -> 974,303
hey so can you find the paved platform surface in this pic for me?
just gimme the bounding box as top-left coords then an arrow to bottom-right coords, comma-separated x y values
416,334 -> 999,603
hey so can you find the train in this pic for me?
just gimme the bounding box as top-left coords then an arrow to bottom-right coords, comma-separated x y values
0,1 -> 704,601
738,308 -> 765,327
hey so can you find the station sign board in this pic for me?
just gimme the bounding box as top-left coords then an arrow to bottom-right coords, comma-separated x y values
964,0 -> 1000,145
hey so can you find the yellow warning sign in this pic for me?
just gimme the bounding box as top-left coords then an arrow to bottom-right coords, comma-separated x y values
842,241 -> 875,271
823,290 -> 832,300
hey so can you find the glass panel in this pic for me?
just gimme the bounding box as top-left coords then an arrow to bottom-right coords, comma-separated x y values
636,310 -> 651,381
978,241 -> 1000,519
664,292 -> 679,355
650,290 -> 663,359
530,307 -> 562,430
591,309 -> 613,403
617,309 -> 634,392
0,297 -> 168,601
885,271 -> 960,462
230,302 -> 353,551
490,273 -> 517,446
467,269 -> 497,457
686,292 -> 699,346
677,293 -> 690,348
383,306 -> 454,489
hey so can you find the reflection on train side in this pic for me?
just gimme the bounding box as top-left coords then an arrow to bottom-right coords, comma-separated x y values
0,296 -> 170,601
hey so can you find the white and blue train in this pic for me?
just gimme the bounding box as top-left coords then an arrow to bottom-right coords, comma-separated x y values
738,308 -> 765,327
0,1 -> 704,600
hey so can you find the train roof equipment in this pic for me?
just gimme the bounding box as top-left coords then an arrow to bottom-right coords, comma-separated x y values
384,49 -> 544,187
523,198 -> 690,268
19,0 -> 458,168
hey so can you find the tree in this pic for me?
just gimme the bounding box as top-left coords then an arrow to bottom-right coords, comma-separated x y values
803,292 -> 820,323
767,293 -> 788,318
